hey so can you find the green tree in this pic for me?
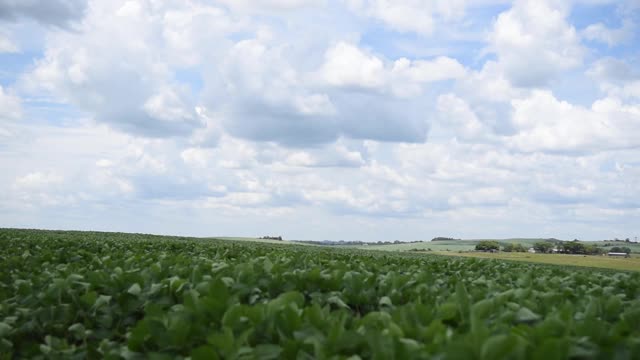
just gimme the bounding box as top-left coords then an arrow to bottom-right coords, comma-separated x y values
476,241 -> 500,251
584,245 -> 604,255
561,241 -> 586,254
533,242 -> 553,253
610,246 -> 631,254
513,243 -> 527,252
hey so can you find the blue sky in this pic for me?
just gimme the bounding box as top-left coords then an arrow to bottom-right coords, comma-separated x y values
0,0 -> 639,241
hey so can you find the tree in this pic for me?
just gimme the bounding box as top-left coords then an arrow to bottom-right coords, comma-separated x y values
561,241 -> 586,254
610,246 -> 631,254
476,241 -> 500,251
584,244 -> 604,255
502,243 -> 527,252
513,243 -> 527,252
533,242 -> 553,253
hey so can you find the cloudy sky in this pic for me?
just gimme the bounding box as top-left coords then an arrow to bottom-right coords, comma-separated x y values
1,0 -> 639,241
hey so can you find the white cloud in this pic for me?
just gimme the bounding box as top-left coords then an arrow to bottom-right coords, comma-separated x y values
488,0 -> 584,87
22,0 -> 241,138
0,86 -> 22,122
507,91 -> 640,152
1,0 -> 639,240
181,147 -> 212,168
391,56 -> 466,83
319,42 -> 386,89
346,0 -> 467,36
587,58 -> 640,100
582,19 -> 634,46
13,171 -> 63,190
319,41 -> 466,96
0,32 -> 18,53
0,86 -> 20,115
436,93 -> 493,142
0,0 -> 88,27
216,0 -> 323,12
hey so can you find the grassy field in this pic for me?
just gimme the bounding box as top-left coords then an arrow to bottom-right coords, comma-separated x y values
429,251 -> 640,272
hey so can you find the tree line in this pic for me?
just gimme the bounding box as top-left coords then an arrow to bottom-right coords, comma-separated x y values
475,240 -> 632,255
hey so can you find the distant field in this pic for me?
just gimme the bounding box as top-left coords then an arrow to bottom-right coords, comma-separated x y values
210,236 -> 297,245
359,238 -> 551,252
428,251 -> 640,272
362,238 -> 640,271
363,242 -> 476,252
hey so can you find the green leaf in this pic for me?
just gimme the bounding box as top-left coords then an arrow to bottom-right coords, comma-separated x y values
0,322 -> 12,337
515,307 -> 541,323
455,280 -> 470,320
191,345 -> 219,360
327,295 -> 350,309
437,303 -> 458,321
68,323 -> 86,339
480,334 -> 524,360
379,296 -> 393,308
253,344 -> 282,360
128,283 -> 142,296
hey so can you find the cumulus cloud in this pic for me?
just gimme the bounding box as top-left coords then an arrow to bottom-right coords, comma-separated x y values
0,31 -> 18,53
507,91 -> 640,153
13,171 -> 63,189
214,38 -> 465,145
0,0 -> 88,27
587,58 -> 640,100
346,0 -> 467,35
488,0 -> 584,87
319,41 -> 466,95
22,0 -> 244,138
0,86 -> 21,120
582,19 -> 635,46
319,42 -> 386,89
216,0 -> 324,12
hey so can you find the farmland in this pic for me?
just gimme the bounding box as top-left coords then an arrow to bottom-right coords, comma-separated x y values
431,251 -> 640,272
2,229 -> 640,359
359,238 -> 640,272
359,239 -> 552,252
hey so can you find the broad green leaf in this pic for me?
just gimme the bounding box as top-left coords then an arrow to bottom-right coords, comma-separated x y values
128,283 -> 142,296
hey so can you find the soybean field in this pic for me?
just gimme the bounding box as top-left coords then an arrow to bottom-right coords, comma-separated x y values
1,229 -> 640,359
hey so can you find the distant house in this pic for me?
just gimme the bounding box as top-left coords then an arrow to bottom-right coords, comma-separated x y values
608,252 -> 630,258
527,248 -> 536,253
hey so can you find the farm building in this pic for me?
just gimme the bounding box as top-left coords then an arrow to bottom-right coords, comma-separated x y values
607,252 -> 630,258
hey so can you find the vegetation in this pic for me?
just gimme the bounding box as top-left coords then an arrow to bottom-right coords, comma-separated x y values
431,237 -> 459,242
433,251 -> 640,272
533,242 -> 555,254
502,243 -> 527,253
475,240 -> 500,252
2,228 -> 640,358
610,247 -> 632,254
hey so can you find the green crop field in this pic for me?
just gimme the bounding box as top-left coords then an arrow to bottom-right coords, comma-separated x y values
2,229 -> 640,359
430,251 -> 640,272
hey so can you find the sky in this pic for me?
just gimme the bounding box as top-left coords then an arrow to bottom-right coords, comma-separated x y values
0,0 -> 639,241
